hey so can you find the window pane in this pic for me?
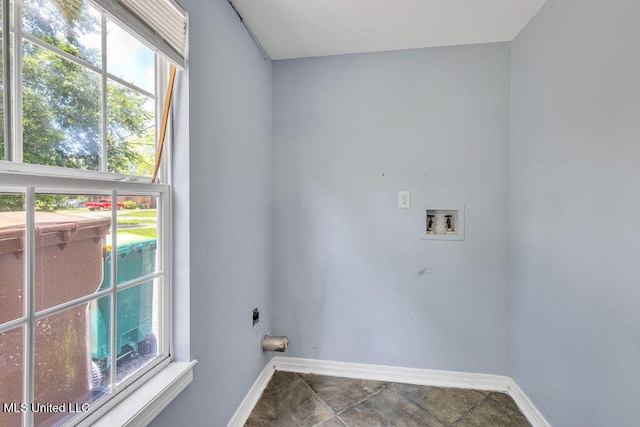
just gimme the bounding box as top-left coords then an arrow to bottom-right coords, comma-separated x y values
23,41 -> 101,170
34,296 -> 109,427
34,194 -> 111,312
23,0 -> 101,67
0,193 -> 25,325
0,326 -> 24,427
89,295 -> 111,396
116,279 -> 160,385
107,20 -> 155,93
107,81 -> 155,175
115,195 -> 158,283
113,194 -> 159,384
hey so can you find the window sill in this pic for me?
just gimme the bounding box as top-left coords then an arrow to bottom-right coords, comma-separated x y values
82,360 -> 197,427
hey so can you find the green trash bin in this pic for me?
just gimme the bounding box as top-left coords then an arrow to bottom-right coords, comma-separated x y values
91,237 -> 157,368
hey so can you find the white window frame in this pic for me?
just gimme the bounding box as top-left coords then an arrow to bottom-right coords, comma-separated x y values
0,174 -> 172,426
0,1 -> 193,426
2,0 -> 165,178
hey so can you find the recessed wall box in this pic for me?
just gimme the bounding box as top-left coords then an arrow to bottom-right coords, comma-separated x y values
421,204 -> 465,241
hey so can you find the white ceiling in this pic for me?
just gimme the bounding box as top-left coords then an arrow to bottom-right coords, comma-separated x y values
232,0 -> 548,60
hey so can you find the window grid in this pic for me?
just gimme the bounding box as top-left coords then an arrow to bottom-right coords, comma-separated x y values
0,180 -> 170,427
24,187 -> 35,427
100,14 -> 107,172
14,0 -> 25,163
2,0 -> 13,160
3,0 -> 160,172
0,1 -> 174,424
19,31 -> 157,99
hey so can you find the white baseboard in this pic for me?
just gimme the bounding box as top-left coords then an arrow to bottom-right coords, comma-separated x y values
506,378 -> 551,427
228,357 -> 550,427
227,359 -> 276,427
272,357 -> 511,393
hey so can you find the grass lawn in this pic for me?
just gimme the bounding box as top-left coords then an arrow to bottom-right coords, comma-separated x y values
121,228 -> 157,239
117,219 -> 157,225
118,210 -> 157,217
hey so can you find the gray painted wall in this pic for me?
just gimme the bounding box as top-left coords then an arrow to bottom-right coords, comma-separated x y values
152,1 -> 640,425
510,0 -> 640,425
152,0 -> 273,425
272,43 -> 511,375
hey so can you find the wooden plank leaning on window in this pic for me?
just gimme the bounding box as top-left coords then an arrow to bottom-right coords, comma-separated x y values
152,65 -> 177,183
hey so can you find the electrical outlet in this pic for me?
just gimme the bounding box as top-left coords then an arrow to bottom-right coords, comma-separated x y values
252,307 -> 259,326
399,191 -> 410,208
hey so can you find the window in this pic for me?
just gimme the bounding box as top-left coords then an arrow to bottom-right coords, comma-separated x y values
11,0 -> 158,175
0,1 -> 186,426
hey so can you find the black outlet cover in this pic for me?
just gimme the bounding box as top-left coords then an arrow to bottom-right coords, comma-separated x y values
252,307 -> 259,326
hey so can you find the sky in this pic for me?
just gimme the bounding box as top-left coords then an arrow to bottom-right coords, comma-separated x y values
79,6 -> 156,95
106,21 -> 156,95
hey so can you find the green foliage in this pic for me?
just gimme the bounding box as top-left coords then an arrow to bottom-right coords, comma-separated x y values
0,195 -> 26,212
24,0 -> 100,65
17,0 -> 155,174
107,84 -> 154,175
35,194 -> 68,212
123,200 -> 138,210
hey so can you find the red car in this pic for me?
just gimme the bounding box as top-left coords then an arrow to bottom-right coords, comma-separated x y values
86,199 -> 125,211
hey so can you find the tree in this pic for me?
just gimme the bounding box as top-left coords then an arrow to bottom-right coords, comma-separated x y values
7,0 -> 155,175
0,195 -> 25,212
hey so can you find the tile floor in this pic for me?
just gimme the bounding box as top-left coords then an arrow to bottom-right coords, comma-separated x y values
245,371 -> 531,427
